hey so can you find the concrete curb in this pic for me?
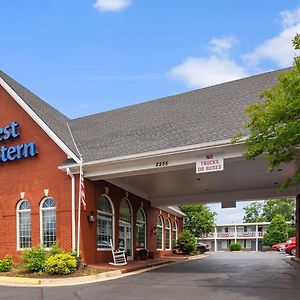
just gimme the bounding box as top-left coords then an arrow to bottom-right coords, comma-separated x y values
0,255 -> 207,287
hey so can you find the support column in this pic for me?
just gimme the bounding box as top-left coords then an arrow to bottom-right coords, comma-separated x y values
214,226 -> 217,252
255,224 -> 258,252
296,194 -> 300,259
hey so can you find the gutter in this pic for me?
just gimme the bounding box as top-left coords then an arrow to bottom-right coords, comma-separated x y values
67,168 -> 76,251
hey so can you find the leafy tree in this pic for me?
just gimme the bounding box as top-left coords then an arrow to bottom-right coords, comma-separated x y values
180,204 -> 216,237
176,229 -> 197,254
243,202 -> 264,223
232,34 -> 300,189
263,214 -> 288,246
263,198 -> 295,222
243,198 -> 295,223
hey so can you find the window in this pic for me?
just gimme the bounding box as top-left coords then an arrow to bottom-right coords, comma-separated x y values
17,200 -> 31,249
119,198 -> 131,224
136,208 -> 146,249
40,197 -> 56,248
97,195 -> 114,249
166,218 -> 171,250
172,220 -> 178,249
156,215 -> 164,250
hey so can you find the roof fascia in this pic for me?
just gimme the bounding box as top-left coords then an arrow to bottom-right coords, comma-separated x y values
60,138 -> 247,171
0,77 -> 80,164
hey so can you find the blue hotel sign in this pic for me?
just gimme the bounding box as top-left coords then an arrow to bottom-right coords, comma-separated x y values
0,121 -> 38,163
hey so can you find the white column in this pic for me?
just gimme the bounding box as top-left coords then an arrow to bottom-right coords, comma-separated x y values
255,224 -> 259,252
234,225 -> 237,243
214,226 -> 217,252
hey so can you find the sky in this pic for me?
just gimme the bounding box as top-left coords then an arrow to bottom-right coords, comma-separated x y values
1,0 -> 299,223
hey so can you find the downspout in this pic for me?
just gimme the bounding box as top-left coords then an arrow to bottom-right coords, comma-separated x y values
67,168 -> 76,252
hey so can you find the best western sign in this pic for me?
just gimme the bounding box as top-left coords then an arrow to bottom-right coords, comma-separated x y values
0,121 -> 38,163
196,154 -> 224,173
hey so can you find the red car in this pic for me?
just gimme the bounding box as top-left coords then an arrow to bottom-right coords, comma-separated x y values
272,242 -> 286,251
285,237 -> 296,256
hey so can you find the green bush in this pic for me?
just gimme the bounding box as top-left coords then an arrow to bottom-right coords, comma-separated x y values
229,243 -> 241,251
22,246 -> 48,272
0,255 -> 13,272
49,242 -> 64,256
263,214 -> 288,246
45,253 -> 77,275
287,225 -> 296,238
177,229 -> 197,254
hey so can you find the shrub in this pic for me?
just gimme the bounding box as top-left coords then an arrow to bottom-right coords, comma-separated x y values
45,253 -> 77,275
0,255 -> 13,272
22,246 -> 48,272
263,214 -> 288,246
177,229 -> 197,254
229,243 -> 241,251
49,242 -> 64,256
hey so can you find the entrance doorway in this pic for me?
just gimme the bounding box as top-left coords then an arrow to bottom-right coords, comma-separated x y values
119,221 -> 132,260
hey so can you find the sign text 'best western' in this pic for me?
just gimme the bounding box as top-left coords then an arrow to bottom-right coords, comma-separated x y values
196,154 -> 224,173
0,121 -> 38,163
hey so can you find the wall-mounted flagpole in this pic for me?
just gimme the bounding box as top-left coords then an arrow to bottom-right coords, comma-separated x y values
66,122 -> 86,268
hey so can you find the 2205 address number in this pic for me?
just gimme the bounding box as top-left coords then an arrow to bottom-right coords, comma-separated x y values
156,161 -> 168,167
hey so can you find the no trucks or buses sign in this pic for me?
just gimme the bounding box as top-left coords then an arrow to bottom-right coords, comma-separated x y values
196,154 -> 224,174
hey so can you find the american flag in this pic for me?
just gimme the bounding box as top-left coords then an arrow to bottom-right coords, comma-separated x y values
80,166 -> 87,210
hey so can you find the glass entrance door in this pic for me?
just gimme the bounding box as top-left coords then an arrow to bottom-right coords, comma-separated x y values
119,222 -> 132,260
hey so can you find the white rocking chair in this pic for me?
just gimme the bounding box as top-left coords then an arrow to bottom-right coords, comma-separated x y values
109,239 -> 127,266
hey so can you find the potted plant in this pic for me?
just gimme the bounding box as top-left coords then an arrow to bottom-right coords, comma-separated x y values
137,248 -> 148,260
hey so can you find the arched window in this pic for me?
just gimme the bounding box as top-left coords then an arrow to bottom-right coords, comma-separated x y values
17,200 -> 31,249
156,215 -> 164,250
119,198 -> 131,224
166,218 -> 171,250
172,220 -> 178,249
136,208 -> 146,249
97,195 -> 114,249
40,197 -> 56,248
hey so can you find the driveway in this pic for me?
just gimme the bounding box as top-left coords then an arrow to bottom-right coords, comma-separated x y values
0,252 -> 299,300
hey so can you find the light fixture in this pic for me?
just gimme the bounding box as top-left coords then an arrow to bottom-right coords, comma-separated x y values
87,212 -> 95,224
151,226 -> 157,235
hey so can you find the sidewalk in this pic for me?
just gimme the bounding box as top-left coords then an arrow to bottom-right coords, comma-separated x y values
0,254 -> 206,287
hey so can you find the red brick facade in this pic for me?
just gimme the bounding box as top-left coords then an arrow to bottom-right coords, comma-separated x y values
0,86 -> 183,264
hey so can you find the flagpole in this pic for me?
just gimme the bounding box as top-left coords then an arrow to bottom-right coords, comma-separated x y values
66,122 -> 83,267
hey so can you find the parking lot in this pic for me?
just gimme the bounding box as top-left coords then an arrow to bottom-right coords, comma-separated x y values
0,252 -> 299,300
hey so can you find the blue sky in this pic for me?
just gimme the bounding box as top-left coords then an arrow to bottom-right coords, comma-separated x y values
1,1 -> 299,222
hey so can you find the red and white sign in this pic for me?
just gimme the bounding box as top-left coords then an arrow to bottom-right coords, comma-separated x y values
196,154 -> 224,174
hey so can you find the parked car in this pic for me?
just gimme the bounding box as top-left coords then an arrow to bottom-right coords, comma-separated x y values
197,243 -> 209,254
272,242 -> 286,252
285,237 -> 296,256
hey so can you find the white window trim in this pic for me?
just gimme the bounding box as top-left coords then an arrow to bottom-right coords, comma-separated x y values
96,194 -> 115,251
16,200 -> 31,251
173,220 -> 178,246
156,215 -> 164,251
136,207 -> 147,250
165,218 -> 172,250
40,197 -> 56,249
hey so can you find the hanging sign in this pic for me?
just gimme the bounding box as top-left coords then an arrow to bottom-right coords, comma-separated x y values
196,154 -> 224,173
0,121 -> 38,163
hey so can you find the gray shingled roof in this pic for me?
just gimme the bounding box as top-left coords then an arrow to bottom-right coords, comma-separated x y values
0,68 -> 289,163
0,70 -> 78,156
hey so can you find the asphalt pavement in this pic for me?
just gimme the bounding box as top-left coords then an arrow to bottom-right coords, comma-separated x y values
0,252 -> 299,300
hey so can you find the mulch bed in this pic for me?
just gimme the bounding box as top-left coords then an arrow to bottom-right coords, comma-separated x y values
0,264 -> 111,279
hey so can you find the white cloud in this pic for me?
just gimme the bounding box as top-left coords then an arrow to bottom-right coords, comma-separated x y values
94,0 -> 132,12
243,7 -> 300,68
170,56 -> 247,88
170,36 -> 247,88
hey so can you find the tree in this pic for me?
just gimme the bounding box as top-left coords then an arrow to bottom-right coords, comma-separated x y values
232,34 -> 300,189
243,198 -> 295,223
263,214 -> 288,246
176,229 -> 197,254
262,198 -> 295,222
243,202 -> 264,223
180,204 -> 216,237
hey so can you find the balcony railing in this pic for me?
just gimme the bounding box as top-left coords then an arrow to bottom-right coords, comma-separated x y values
201,231 -> 267,239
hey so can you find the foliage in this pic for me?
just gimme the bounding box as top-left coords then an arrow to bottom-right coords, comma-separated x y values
22,246 -> 48,273
180,204 -> 216,237
229,243 -> 241,251
0,255 -> 13,272
263,214 -> 288,246
287,225 -> 296,238
45,253 -> 77,275
243,202 -> 264,223
176,229 -> 197,254
243,198 -> 295,223
49,241 -> 64,256
232,34 -> 300,189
